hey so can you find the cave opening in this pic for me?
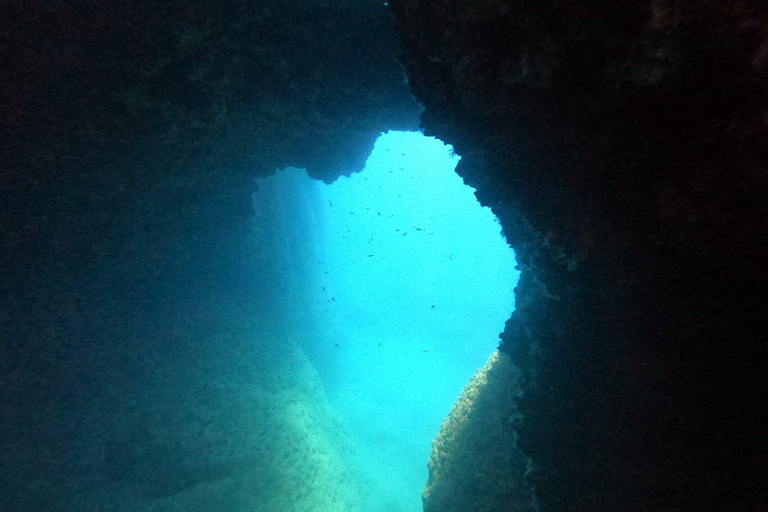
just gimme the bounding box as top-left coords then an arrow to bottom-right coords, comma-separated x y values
255,131 -> 519,510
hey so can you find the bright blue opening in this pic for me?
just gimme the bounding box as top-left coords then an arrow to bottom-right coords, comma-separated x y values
312,131 -> 518,510
256,131 -> 518,511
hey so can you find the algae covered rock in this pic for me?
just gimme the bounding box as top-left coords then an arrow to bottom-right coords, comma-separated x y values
423,351 -> 535,512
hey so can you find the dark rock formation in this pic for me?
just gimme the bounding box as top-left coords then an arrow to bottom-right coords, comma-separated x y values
1,1 -> 416,509
390,0 -> 767,510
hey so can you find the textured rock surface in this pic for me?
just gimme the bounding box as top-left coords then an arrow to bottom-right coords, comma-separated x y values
390,0 -> 767,510
423,351 -> 534,512
1,1 -> 416,509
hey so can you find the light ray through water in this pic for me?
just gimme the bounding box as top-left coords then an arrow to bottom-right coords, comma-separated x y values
307,131 -> 519,511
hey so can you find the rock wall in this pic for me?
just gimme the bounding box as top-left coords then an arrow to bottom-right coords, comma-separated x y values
390,0 -> 767,510
1,1 -> 417,509
423,351 -> 534,512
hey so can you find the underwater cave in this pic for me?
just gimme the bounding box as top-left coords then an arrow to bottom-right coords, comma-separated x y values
2,1 -> 765,511
253,131 -> 519,510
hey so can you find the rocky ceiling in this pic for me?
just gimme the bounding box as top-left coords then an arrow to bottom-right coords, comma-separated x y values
2,0 -> 418,297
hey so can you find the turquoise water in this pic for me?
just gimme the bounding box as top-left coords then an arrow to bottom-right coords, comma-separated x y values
4,131 -> 517,511
296,131 -> 519,510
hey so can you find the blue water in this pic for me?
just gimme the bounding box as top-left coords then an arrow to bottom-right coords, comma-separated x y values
303,131 -> 519,510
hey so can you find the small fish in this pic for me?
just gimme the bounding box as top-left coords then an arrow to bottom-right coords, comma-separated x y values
390,214 -> 394,218
415,228 -> 423,231
322,287 -> 326,291
329,200 -> 333,206
350,212 -> 354,215
402,232 -> 408,236
368,254 -> 373,257
428,232 -> 434,235
430,305 -> 435,309
331,297 -> 335,301
377,212 -> 381,216
448,256 -> 453,260
395,229 -> 401,232
422,350 -> 429,353
335,343 -> 339,347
